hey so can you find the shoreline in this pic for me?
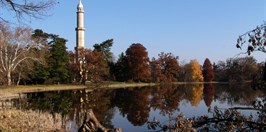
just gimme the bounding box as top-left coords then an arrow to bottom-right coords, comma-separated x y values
0,82 -> 234,100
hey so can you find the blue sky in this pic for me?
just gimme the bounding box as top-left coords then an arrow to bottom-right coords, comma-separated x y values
4,0 -> 266,64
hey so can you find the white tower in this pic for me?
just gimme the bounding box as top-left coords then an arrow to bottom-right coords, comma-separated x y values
76,0 -> 85,49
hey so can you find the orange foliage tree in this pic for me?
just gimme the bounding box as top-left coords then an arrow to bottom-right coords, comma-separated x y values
150,52 -> 179,82
125,43 -> 150,82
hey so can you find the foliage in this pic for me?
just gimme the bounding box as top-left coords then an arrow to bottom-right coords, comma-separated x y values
0,23 -> 41,85
148,102 -> 266,132
226,57 -> 258,82
125,43 -> 150,82
0,0 -> 56,22
184,60 -> 203,82
202,58 -> 214,82
31,29 -> 70,84
112,53 -> 129,82
84,49 -> 109,83
150,52 -> 179,82
93,39 -> 114,62
48,35 -> 70,84
236,23 -> 266,55
213,56 -> 259,82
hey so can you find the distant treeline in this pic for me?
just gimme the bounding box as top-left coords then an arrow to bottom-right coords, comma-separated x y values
0,25 -> 264,85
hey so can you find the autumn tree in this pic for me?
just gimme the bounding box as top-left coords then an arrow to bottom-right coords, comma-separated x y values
202,58 -> 214,82
84,49 -> 109,83
125,43 -> 150,82
185,60 -> 203,82
158,52 -> 179,82
0,23 -> 41,86
226,57 -> 258,82
68,51 -> 80,83
150,52 -> 179,82
150,57 -> 162,82
0,0 -> 56,22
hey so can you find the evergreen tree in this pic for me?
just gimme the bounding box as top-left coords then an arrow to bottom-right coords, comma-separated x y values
48,35 -> 70,84
31,29 -> 70,84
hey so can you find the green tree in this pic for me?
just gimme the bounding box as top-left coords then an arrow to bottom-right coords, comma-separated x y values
202,58 -> 214,82
31,29 -> 70,84
48,35 -> 69,84
113,52 -> 129,82
93,39 -> 114,62
125,43 -> 150,82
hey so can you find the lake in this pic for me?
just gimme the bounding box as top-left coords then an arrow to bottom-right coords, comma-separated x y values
1,83 -> 265,131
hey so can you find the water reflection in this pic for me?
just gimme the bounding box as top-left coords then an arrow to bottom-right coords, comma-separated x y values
1,84 -> 265,131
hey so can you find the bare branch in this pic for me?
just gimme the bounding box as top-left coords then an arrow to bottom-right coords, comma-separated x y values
0,0 -> 57,22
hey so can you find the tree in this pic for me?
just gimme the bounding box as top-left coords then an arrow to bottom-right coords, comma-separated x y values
236,23 -> 266,55
185,60 -> 203,82
202,58 -> 214,82
48,35 -> 70,84
84,49 -> 109,83
150,52 -> 179,82
0,0 -> 56,22
0,23 -> 40,85
226,57 -> 258,82
113,52 -> 129,82
93,39 -> 114,62
150,57 -> 162,82
157,52 -> 179,82
31,29 -> 70,84
125,43 -> 150,82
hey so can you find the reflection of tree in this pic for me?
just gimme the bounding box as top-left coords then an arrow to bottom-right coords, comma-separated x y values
20,89 -> 115,129
215,84 -> 263,105
112,88 -> 150,126
203,84 -> 215,107
151,85 -> 184,116
186,84 -> 204,106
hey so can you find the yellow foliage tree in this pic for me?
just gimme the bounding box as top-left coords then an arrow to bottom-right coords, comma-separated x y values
185,60 -> 203,82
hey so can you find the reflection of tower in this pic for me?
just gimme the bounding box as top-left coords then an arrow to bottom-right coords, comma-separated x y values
76,0 -> 85,49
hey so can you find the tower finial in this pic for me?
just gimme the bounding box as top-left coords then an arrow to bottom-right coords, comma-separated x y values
78,0 -> 83,9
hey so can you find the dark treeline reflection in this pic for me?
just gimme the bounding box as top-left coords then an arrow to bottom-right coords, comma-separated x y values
9,84 -> 265,128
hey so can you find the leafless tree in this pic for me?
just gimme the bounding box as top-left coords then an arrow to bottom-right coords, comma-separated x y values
0,0 -> 56,22
0,22 -> 41,86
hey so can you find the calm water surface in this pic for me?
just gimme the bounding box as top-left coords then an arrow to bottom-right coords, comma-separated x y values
2,84 -> 265,131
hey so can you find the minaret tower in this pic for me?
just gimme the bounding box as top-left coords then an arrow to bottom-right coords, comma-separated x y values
76,0 -> 85,49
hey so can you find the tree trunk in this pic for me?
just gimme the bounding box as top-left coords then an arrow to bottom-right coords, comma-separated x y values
78,109 -> 122,132
7,71 -> 12,86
